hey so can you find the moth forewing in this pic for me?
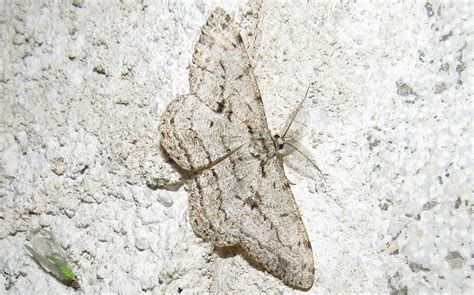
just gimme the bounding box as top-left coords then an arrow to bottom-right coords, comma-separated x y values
25,230 -> 80,289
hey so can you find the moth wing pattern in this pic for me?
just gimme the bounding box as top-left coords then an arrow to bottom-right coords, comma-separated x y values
160,94 -> 252,171
189,145 -> 315,288
160,8 -> 270,171
189,7 -> 270,133
159,7 -> 316,289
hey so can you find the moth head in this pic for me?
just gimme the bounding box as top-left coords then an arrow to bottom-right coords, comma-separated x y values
272,134 -> 285,150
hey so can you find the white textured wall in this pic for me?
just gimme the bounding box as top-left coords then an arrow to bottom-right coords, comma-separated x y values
0,1 -> 472,294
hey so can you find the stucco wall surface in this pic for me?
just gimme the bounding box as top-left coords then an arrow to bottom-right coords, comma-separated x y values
0,1 -> 472,294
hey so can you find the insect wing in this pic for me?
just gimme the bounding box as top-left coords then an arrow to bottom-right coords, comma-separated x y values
25,244 -> 63,280
281,140 -> 325,182
26,230 -> 74,282
32,231 -> 67,261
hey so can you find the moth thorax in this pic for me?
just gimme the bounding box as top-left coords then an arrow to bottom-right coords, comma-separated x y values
248,138 -> 271,159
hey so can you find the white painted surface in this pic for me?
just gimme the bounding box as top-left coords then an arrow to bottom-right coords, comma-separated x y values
1,1 -> 472,293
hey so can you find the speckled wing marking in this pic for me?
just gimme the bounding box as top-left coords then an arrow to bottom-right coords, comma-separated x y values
189,143 -> 315,289
160,7 -> 269,171
160,94 -> 257,171
159,7 -> 315,289
190,7 -> 269,133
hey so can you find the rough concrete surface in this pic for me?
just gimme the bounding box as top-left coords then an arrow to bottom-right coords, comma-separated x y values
0,0 -> 472,294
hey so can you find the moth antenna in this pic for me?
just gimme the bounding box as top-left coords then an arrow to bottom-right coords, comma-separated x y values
285,141 -> 326,183
281,83 -> 311,138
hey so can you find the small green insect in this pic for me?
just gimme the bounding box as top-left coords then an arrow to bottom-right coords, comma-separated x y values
25,229 -> 80,289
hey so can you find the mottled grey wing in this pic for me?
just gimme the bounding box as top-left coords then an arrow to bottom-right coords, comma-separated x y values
190,8 -> 268,127
160,94 -> 257,171
188,144 -> 315,289
160,8 -> 270,171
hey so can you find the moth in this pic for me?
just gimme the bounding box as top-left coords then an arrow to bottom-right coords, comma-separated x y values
25,229 -> 80,289
160,7 -> 321,289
